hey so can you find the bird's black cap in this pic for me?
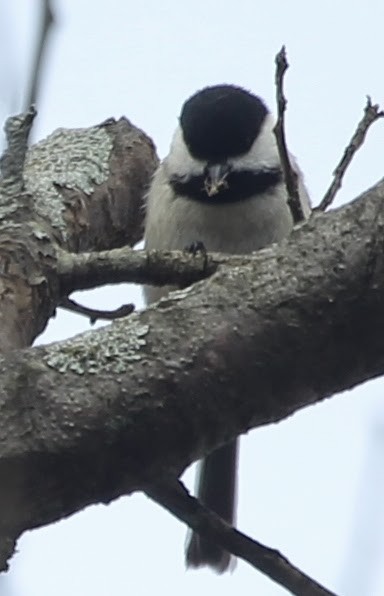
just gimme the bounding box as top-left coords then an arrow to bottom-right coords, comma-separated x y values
180,84 -> 268,162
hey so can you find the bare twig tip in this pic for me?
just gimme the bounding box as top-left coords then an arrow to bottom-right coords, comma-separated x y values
275,45 -> 288,67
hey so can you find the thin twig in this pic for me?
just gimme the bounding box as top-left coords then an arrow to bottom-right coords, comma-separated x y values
0,107 -> 37,192
25,0 -> 55,109
146,479 -> 337,596
316,97 -> 384,212
273,46 -> 305,224
59,297 -> 134,325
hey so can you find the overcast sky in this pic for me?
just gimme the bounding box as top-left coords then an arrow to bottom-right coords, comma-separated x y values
1,1 -> 384,595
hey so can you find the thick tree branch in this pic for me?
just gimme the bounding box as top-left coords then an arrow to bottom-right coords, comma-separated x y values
0,112 -> 157,351
147,480 -> 336,595
0,178 -> 384,571
23,115 -> 157,251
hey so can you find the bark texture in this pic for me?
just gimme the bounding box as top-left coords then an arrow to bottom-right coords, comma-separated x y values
0,116 -> 158,352
0,173 -> 384,569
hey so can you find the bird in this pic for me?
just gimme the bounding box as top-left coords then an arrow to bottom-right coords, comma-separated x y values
143,83 -> 311,572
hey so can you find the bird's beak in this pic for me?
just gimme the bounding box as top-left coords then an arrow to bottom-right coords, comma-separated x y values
204,163 -> 230,197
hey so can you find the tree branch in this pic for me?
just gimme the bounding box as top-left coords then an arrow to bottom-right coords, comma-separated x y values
0,107 -> 37,193
1,178 -> 384,570
25,0 -> 55,110
0,113 -> 157,351
316,96 -> 384,212
57,245 -> 222,294
147,479 -> 336,595
59,296 -> 134,323
273,46 -> 305,223
22,116 -> 157,251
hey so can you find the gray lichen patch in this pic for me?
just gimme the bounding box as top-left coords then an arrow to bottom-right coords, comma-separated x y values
44,316 -> 149,375
24,126 -> 113,238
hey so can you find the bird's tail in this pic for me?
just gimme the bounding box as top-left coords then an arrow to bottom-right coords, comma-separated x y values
185,439 -> 238,573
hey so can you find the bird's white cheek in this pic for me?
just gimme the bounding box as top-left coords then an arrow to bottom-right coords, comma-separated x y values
165,125 -> 206,179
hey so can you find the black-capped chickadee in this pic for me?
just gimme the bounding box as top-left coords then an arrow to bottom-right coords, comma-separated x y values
143,84 -> 310,572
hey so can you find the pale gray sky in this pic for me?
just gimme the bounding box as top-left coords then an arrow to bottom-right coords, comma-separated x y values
1,1 -> 384,594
